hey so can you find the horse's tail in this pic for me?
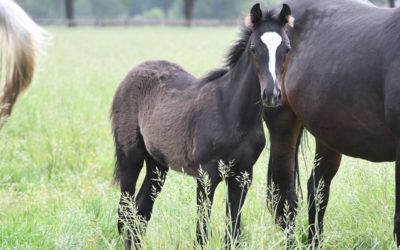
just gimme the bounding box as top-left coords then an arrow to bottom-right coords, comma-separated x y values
0,0 -> 51,129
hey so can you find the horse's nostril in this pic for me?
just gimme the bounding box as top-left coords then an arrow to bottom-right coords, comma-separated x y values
278,91 -> 282,99
262,90 -> 267,100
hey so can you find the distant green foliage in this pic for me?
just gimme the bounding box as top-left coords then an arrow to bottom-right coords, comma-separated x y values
15,0 -> 390,20
195,0 -> 245,20
141,7 -> 164,19
88,0 -> 127,18
14,0 -> 63,18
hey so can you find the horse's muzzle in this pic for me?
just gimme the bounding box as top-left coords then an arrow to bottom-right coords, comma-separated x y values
262,88 -> 282,108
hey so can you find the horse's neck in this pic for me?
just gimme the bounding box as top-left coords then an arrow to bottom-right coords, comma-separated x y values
225,56 -> 263,128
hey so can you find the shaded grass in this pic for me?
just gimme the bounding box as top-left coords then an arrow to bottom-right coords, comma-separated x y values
0,26 -> 396,249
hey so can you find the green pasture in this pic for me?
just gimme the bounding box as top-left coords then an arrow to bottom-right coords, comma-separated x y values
0,26 -> 396,249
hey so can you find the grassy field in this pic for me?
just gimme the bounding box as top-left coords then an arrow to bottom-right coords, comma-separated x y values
0,26 -> 397,249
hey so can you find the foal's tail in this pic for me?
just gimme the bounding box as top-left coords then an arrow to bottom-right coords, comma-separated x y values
0,0 -> 51,129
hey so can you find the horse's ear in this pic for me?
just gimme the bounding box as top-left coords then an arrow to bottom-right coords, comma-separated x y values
245,3 -> 262,27
279,4 -> 294,27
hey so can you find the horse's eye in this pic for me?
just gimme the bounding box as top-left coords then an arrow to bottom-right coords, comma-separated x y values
250,44 -> 256,53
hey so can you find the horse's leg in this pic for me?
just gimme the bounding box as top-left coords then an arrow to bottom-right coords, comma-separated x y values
394,144 -> 400,246
307,140 -> 341,246
224,170 -> 253,246
116,144 -> 146,250
196,163 -> 222,246
134,156 -> 168,232
264,108 -> 301,234
382,59 -> 400,246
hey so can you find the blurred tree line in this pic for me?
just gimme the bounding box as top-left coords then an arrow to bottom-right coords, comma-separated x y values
15,0 -> 284,19
14,0 -> 395,20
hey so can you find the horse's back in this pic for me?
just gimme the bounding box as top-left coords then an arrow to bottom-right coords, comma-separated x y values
116,60 -> 193,91
111,60 -> 194,113
286,0 -> 375,12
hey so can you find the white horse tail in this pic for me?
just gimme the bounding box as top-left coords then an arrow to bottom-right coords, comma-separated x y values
0,0 -> 51,129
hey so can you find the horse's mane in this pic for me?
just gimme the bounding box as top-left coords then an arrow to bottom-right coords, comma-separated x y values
201,68 -> 229,82
200,10 -> 277,83
225,27 -> 253,70
200,27 -> 252,83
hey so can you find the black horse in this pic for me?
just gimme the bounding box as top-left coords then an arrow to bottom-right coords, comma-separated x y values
111,3 -> 293,248
264,0 -> 400,247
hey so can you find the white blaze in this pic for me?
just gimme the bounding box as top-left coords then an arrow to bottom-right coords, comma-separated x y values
260,32 -> 282,82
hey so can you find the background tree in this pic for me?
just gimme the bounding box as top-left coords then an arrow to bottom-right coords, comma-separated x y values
14,0 -> 63,18
184,0 -> 195,26
389,0 -> 395,7
14,0 -> 395,20
65,0 -> 74,26
122,0 -> 148,17
195,0 -> 283,20
195,0 -> 241,20
152,0 -> 174,18
119,0 -> 173,18
89,0 -> 125,19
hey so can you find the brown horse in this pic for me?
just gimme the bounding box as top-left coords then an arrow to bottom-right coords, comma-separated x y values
264,0 -> 400,247
111,3 -> 294,249
0,0 -> 50,129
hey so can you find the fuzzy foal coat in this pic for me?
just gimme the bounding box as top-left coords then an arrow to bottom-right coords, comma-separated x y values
111,60 -> 265,177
